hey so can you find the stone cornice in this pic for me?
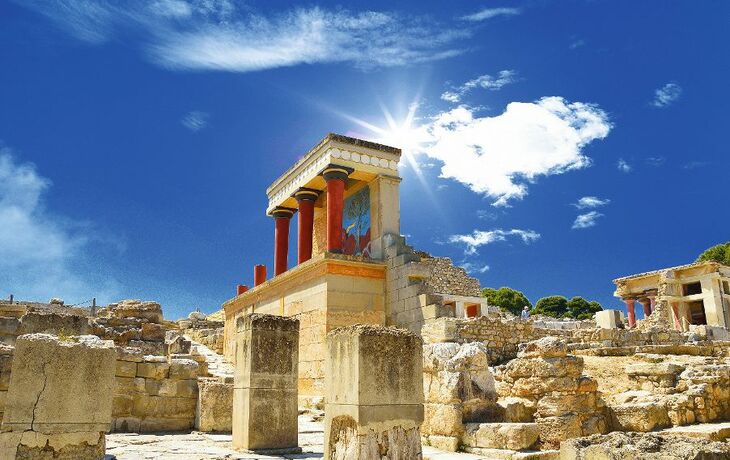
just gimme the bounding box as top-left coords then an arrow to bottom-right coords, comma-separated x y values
265,134 -> 401,214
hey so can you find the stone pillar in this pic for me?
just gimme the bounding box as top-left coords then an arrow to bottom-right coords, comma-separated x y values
324,325 -> 424,460
233,314 -> 299,453
0,334 -> 116,459
294,188 -> 319,264
272,207 -> 295,277
671,302 -> 681,330
640,298 -> 652,318
323,166 -> 351,253
625,298 -> 636,328
254,265 -> 267,287
455,301 -> 466,318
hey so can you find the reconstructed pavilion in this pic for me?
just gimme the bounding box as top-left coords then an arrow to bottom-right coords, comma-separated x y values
221,133 -> 488,405
613,261 -> 730,330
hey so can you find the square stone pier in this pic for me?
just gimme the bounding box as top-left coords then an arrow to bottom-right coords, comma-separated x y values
324,324 -> 424,459
0,333 -> 116,460
233,313 -> 300,453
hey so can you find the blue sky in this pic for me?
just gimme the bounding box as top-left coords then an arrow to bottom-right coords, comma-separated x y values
1,0 -> 728,319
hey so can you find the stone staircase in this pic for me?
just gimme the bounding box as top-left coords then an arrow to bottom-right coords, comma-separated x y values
187,338 -> 234,382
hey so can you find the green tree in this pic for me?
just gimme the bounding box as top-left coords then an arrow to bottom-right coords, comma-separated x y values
566,296 -> 603,320
696,242 -> 730,266
482,287 -> 532,316
533,296 -> 569,318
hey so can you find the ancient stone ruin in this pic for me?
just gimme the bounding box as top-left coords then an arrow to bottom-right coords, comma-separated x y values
2,134 -> 730,459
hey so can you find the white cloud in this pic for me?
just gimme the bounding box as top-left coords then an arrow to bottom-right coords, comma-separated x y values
181,111 -> 209,131
449,229 -> 540,255
418,96 -> 612,206
0,146 -> 120,303
460,262 -> 490,274
617,158 -> 632,173
572,211 -> 603,229
573,196 -> 610,209
652,82 -> 682,107
441,70 -> 518,103
460,7 -> 521,22
645,156 -> 666,167
18,1 -> 467,72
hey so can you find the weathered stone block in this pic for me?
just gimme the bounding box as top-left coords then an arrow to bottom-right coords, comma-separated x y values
463,422 -> 539,451
0,334 -> 115,459
197,377 -> 233,432
324,325 -> 423,460
169,358 -> 199,380
137,361 -> 170,380
116,360 -> 137,378
233,313 -> 299,452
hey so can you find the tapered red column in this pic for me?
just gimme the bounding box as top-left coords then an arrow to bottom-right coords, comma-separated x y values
294,188 -> 319,264
640,299 -> 652,317
322,166 -> 351,253
254,264 -> 267,287
272,207 -> 295,276
625,298 -> 636,328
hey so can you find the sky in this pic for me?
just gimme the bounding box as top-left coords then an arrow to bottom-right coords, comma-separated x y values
1,0 -> 728,320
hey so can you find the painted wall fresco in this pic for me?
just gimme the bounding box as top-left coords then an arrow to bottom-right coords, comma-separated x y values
342,186 -> 371,257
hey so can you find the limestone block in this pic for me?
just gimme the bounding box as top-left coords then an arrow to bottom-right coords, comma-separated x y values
141,323 -> 165,341
17,311 -> 91,336
197,377 -> 233,432
169,358 -> 200,380
116,360 -> 137,378
504,356 -> 583,379
518,337 -> 568,359
463,422 -> 539,451
595,310 -> 623,329
0,334 -> 115,459
233,313 -> 299,451
610,402 -> 671,432
132,395 -> 197,420
422,403 -> 463,436
325,325 -> 423,460
427,435 -> 460,452
536,414 -> 582,449
497,397 -> 537,423
111,300 -> 163,323
137,361 -> 170,380
0,346 -> 13,391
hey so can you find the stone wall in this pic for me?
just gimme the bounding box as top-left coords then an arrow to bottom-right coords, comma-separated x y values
421,342 -> 496,451
423,316 -> 694,365
608,356 -> 730,432
113,350 -> 202,432
384,236 -> 458,334
418,254 -> 482,297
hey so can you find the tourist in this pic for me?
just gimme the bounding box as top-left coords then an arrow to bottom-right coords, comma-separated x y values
521,306 -> 531,320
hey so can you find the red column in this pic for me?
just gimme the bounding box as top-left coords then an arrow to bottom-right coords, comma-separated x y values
254,264 -> 267,287
626,298 -> 636,328
295,188 -> 319,264
272,207 -> 295,276
641,299 -> 652,318
236,284 -> 249,296
649,296 -> 656,314
323,167 -> 350,253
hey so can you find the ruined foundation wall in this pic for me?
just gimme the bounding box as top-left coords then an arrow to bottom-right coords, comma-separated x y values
423,316 -> 693,364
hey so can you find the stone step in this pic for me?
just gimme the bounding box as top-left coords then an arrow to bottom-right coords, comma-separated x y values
660,422 -> 730,441
462,447 -> 559,460
463,423 -> 540,451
